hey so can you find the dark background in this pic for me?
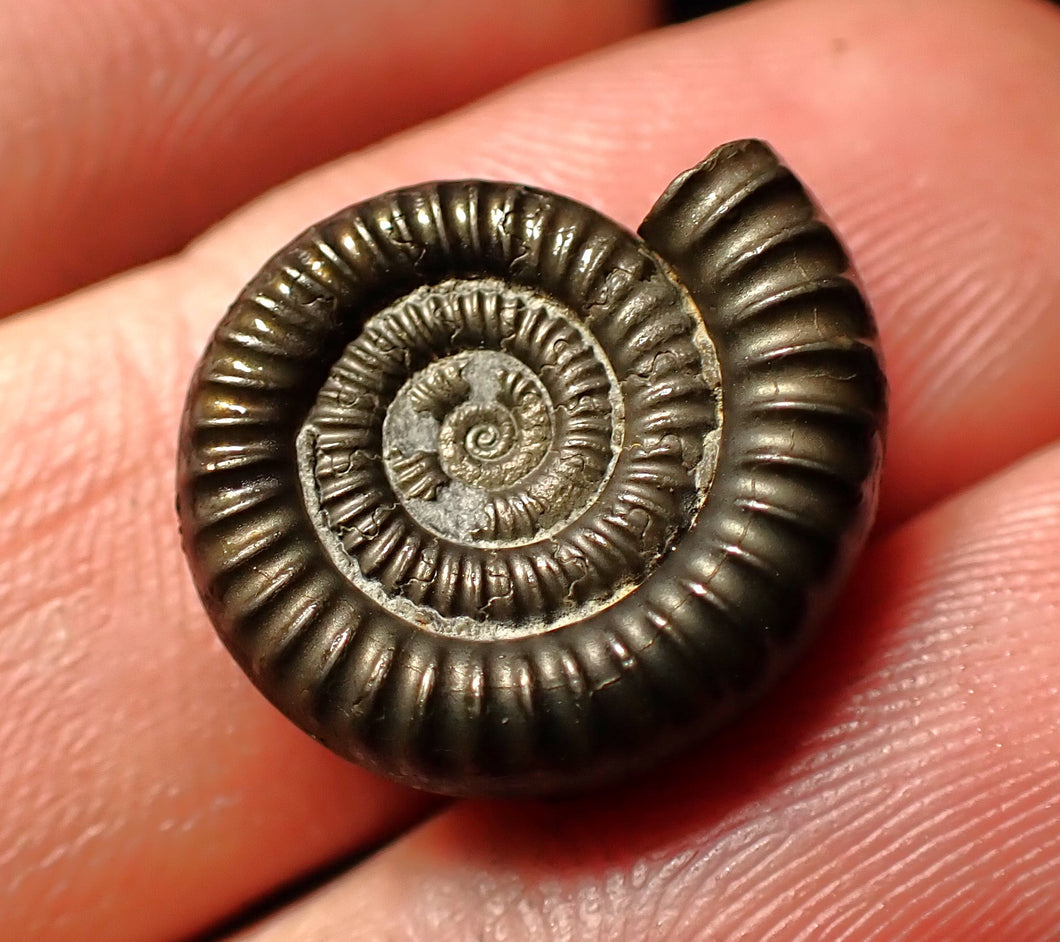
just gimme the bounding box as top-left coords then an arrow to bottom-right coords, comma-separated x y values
667,0 -> 744,20
666,0 -> 1060,20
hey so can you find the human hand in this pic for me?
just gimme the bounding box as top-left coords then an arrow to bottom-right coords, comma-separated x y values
2,0 -> 1059,939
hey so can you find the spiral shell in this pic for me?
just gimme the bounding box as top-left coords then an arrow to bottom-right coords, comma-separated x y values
177,140 -> 886,796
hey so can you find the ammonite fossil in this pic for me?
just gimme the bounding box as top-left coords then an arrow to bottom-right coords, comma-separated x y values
177,140 -> 886,796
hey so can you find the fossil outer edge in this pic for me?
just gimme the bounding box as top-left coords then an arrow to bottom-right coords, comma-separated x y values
177,139 -> 886,797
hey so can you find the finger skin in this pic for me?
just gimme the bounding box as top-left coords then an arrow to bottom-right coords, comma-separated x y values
230,441 -> 1060,942
0,0 -> 655,316
1,0 -> 1059,939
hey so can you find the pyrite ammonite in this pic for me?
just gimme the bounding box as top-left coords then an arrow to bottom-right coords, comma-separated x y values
177,140 -> 886,796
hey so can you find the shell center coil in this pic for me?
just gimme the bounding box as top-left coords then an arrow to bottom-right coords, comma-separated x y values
297,276 -> 721,637
385,350 -> 562,535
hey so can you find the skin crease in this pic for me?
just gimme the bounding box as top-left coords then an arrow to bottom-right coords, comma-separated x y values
0,0 -> 1057,940
0,0 -> 656,317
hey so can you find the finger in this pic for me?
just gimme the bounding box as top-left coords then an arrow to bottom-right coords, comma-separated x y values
2,0 -> 1058,938
0,0 -> 655,316
228,443 -> 1060,941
